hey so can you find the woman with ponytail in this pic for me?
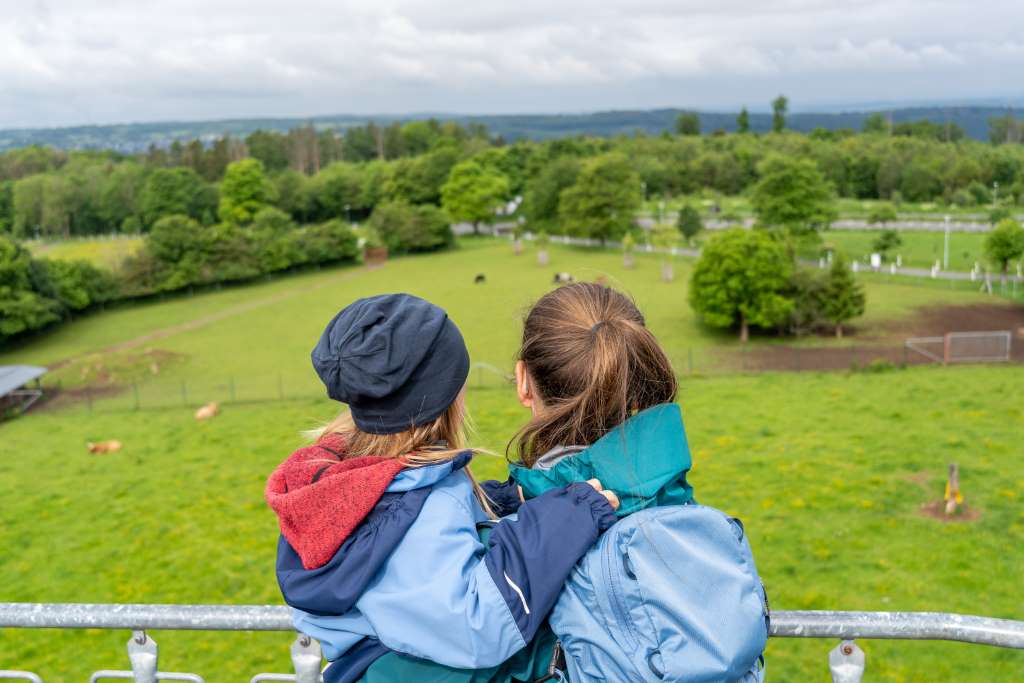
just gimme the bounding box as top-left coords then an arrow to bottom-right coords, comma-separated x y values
506,282 -> 768,682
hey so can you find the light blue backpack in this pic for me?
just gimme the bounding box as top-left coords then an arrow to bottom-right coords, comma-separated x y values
548,504 -> 769,682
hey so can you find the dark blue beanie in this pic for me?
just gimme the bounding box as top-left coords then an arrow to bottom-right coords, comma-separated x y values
311,293 -> 470,435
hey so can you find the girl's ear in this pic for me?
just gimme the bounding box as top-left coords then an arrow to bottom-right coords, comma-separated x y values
515,361 -> 534,410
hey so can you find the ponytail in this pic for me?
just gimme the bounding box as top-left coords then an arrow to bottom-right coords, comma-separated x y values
511,283 -> 677,466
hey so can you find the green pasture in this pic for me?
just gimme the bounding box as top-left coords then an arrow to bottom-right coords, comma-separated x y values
27,237 -> 144,270
1,240 -> 1022,682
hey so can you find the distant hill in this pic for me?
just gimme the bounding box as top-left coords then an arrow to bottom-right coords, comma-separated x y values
0,106 -> 1018,152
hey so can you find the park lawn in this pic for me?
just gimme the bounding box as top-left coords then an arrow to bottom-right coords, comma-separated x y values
1,366 -> 1022,682
27,237 -> 144,270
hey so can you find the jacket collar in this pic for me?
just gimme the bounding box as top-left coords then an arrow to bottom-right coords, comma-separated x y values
510,403 -> 693,516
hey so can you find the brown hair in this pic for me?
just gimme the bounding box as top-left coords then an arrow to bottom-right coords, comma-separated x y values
512,283 -> 677,466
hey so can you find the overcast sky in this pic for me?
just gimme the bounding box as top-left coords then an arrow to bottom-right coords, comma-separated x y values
2,0 -> 1022,129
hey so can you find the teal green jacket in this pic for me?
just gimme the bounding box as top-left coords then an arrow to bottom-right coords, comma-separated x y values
510,403 -> 694,514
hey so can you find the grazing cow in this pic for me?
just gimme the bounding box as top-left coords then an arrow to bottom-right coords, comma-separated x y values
552,272 -> 575,284
195,402 -> 220,421
87,440 -> 123,454
474,274 -> 487,284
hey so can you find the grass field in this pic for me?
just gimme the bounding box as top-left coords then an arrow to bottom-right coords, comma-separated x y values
2,239 -> 1022,682
27,236 -> 144,270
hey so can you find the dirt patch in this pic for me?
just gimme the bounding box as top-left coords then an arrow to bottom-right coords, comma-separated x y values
885,302 -> 1024,340
919,500 -> 982,522
903,471 -> 932,490
711,303 -> 1024,373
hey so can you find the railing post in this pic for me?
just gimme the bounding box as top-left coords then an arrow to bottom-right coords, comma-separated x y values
128,631 -> 158,683
829,640 -> 865,683
290,635 -> 322,683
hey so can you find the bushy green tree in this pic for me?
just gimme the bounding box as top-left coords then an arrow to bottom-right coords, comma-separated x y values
312,163 -> 365,221
984,218 -> 1024,276
146,215 -> 209,290
689,228 -> 794,341
139,167 -> 215,229
821,255 -> 866,338
676,204 -> 703,244
219,159 -> 273,225
389,146 -> 460,205
559,154 -> 641,244
872,230 -> 902,260
675,113 -> 700,136
524,157 -> 581,232
245,130 -> 290,172
441,161 -> 510,234
867,203 -> 898,227
0,236 -> 60,338
751,156 -> 836,234
368,201 -> 454,253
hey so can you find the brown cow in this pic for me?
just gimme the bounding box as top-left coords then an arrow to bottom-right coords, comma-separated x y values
87,440 -> 123,454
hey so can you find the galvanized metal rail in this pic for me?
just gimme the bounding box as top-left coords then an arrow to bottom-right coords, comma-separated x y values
2,603 -> 1023,683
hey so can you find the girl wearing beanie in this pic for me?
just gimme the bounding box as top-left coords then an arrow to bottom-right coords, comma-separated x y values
266,293 -> 619,683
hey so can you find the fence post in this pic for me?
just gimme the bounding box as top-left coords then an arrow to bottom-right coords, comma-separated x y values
902,344 -> 908,367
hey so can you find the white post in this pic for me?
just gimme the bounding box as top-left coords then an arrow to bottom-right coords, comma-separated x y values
895,254 -> 902,268
852,261 -> 859,273
943,215 -> 951,271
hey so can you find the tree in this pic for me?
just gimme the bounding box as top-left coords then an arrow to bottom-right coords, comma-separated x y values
689,228 -> 794,342
867,203 -> 898,227
736,107 -> 750,134
219,158 -> 273,225
771,95 -> 788,133
984,218 -> 1024,277
821,255 -> 866,338
368,201 -> 454,253
440,161 -> 510,235
872,230 -> 902,260
0,236 -> 61,339
751,156 -> 836,235
524,157 -> 581,231
146,215 -> 209,290
139,167 -> 215,229
675,112 -> 700,136
863,113 -> 888,135
312,163 -> 365,221
559,153 -> 642,245
676,204 -> 703,244
246,130 -> 290,172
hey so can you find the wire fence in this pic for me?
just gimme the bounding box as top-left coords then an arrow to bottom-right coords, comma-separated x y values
34,341 -> 1019,417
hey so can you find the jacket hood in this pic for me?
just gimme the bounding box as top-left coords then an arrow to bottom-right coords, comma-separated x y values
266,434 -> 407,570
509,403 -> 693,516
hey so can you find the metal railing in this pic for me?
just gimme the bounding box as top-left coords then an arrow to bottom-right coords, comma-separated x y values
2,603 -> 1024,683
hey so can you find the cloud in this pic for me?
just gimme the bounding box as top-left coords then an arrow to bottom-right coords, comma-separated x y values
0,0 -> 1021,127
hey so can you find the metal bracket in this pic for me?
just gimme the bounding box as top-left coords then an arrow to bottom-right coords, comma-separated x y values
89,631 -> 205,683
0,672 -> 44,683
829,640 -> 865,683
249,634 -> 322,683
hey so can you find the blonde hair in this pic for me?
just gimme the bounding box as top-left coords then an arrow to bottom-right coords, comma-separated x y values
311,392 -> 495,516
